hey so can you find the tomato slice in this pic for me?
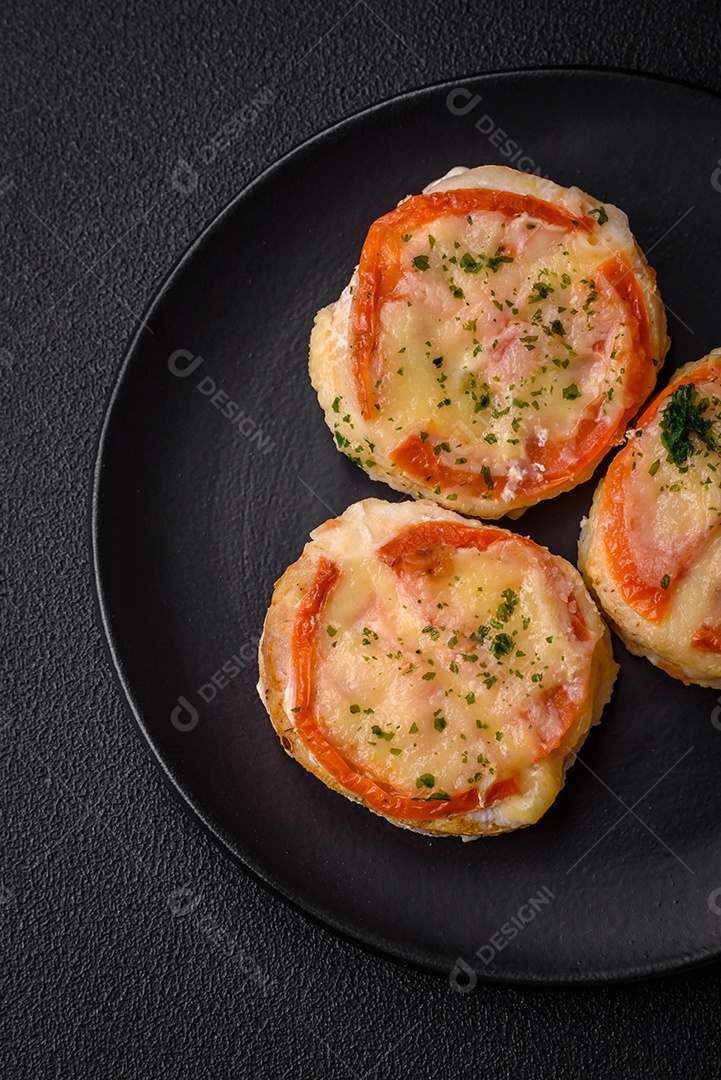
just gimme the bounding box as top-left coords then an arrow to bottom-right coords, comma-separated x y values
597,254 -> 654,400
390,433 -> 499,499
532,685 -> 584,762
601,459 -> 673,621
376,518 -> 503,567
691,625 -> 721,654
601,359 -> 721,621
484,776 -> 521,805
521,255 -> 655,488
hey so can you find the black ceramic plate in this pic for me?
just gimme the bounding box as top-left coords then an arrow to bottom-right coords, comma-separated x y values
92,69 -> 721,985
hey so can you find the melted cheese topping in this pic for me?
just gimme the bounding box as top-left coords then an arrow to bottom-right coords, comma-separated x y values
310,166 -> 667,518
374,212 -> 628,475
300,501 -> 599,815
593,353 -> 721,677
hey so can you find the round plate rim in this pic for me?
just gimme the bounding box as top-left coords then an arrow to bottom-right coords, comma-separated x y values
90,65 -> 721,987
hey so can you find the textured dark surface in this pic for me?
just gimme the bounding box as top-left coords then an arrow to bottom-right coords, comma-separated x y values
4,1 -> 721,1077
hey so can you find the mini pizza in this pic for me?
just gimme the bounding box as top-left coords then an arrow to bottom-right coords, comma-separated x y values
579,349 -> 721,688
310,165 -> 669,518
258,499 -> 617,837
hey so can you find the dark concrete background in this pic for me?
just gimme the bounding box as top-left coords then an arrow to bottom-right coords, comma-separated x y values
4,1 -> 721,1076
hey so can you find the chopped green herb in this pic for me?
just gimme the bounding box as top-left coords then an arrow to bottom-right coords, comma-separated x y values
486,247 -> 514,272
490,633 -> 514,658
660,383 -> 716,467
529,281 -> 555,303
495,588 -> 519,624
371,725 -> 394,741
460,252 -> 485,274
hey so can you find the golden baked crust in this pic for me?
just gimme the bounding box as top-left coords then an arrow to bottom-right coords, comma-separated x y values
258,499 -> 618,837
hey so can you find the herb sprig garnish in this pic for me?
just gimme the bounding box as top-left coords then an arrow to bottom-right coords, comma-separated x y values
660,383 -> 715,468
